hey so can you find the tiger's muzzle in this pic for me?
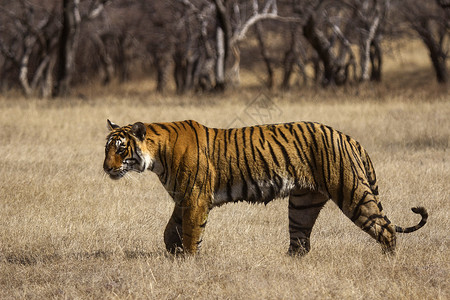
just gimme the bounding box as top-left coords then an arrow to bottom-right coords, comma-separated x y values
103,157 -> 145,180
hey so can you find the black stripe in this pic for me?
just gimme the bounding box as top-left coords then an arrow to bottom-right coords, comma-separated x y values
267,140 -> 281,168
256,148 -> 275,203
271,136 -> 294,176
156,123 -> 171,133
249,127 -> 257,162
278,126 -> 291,143
242,143 -> 260,201
256,147 -> 271,178
241,127 -> 247,149
291,127 -> 317,187
227,159 -> 234,201
350,191 -> 372,222
337,148 -> 345,209
211,128 -> 219,157
205,127 -> 210,157
223,129 -> 228,156
320,129 -> 332,181
172,122 -> 182,130
234,129 -> 240,165
377,202 -> 383,211
319,146 -> 331,198
233,129 -> 248,200
227,128 -> 234,145
361,214 -> 384,228
291,128 -> 310,167
147,125 -> 161,136
328,126 -> 338,162
297,124 -> 317,170
216,141 -> 222,188
199,220 -> 207,228
259,126 -> 266,145
305,123 -> 319,154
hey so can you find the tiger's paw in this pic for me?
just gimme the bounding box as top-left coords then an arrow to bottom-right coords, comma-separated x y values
288,239 -> 311,257
165,245 -> 184,256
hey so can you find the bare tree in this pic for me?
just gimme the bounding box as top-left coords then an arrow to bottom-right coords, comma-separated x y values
301,1 -> 350,85
398,0 -> 449,83
0,0 -> 60,97
356,0 -> 389,82
53,0 -> 111,97
53,0 -> 81,97
0,0 -> 111,97
212,0 -> 297,90
1,0 -> 446,96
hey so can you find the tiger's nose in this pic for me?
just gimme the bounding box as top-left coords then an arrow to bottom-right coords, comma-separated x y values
103,161 -> 112,173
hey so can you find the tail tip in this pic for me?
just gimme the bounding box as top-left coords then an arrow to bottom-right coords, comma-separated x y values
411,206 -> 428,217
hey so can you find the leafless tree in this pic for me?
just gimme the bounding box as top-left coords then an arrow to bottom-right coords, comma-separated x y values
355,0 -> 389,82
53,0 -> 111,96
397,0 -> 449,83
0,0 -> 110,97
212,0 -> 298,90
0,0 -> 446,96
0,0 -> 59,96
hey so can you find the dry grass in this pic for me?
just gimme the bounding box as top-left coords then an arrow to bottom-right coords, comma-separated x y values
0,41 -> 449,299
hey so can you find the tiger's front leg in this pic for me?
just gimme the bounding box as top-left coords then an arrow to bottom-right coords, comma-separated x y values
164,204 -> 184,254
181,199 -> 210,254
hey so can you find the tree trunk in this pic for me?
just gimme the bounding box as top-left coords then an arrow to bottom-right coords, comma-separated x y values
303,15 -> 336,86
53,0 -> 80,97
370,39 -> 382,81
361,15 -> 380,81
117,34 -> 129,83
415,20 -> 448,83
215,26 -> 226,91
155,52 -> 172,93
255,22 -> 274,89
213,0 -> 232,91
281,26 -> 302,89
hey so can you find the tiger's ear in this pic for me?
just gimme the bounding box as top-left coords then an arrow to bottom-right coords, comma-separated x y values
131,122 -> 146,141
107,119 -> 120,131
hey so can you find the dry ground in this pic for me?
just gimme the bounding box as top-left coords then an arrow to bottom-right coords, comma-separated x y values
0,42 -> 449,299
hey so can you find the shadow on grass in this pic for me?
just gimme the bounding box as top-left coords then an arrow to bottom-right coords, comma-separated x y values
2,249 -> 171,266
4,252 -> 62,266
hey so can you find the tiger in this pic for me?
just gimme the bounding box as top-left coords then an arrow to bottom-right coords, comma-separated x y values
103,119 -> 428,255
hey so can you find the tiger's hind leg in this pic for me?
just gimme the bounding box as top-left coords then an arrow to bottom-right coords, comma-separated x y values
164,204 -> 184,254
288,189 -> 328,256
348,193 -> 397,253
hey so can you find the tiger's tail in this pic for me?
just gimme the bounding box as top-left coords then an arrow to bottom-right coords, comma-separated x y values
394,207 -> 428,233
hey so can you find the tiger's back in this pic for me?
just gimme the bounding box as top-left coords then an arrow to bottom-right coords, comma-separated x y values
164,121 -> 372,209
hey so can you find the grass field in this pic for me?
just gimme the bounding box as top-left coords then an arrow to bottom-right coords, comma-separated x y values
0,41 -> 449,299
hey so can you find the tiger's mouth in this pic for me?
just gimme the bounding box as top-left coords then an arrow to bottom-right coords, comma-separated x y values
104,157 -> 145,180
107,169 -> 127,180
106,166 -> 145,180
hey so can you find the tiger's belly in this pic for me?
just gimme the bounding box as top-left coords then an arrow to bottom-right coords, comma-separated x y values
211,177 -> 295,207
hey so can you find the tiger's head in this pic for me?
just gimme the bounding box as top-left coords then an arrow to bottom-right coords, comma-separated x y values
103,120 -> 152,180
